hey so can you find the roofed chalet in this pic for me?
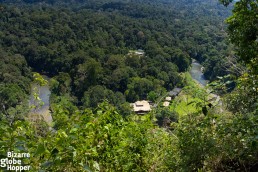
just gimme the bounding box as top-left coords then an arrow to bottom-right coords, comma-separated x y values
131,100 -> 151,114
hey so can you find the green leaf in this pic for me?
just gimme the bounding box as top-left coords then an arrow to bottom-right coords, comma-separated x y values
70,128 -> 78,133
35,143 -> 46,156
15,136 -> 26,141
83,165 -> 93,172
93,161 -> 100,171
225,81 -> 232,85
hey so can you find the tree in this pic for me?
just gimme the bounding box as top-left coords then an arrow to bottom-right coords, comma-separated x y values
125,54 -> 141,69
220,0 -> 258,72
82,85 -> 110,108
126,77 -> 154,102
147,91 -> 158,102
105,55 -> 125,71
82,85 -> 124,108
50,72 -> 71,96
0,84 -> 26,114
74,58 -> 103,97
219,0 -> 258,115
175,53 -> 190,72
107,67 -> 135,93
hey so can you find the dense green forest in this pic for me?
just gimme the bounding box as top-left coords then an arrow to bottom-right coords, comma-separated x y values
0,0 -> 234,111
0,0 -> 257,171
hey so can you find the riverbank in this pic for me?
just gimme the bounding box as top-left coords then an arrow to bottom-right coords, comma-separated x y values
169,72 -> 205,117
152,60 -> 213,116
170,64 -> 225,118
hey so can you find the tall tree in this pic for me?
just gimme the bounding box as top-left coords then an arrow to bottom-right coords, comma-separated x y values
220,0 -> 258,71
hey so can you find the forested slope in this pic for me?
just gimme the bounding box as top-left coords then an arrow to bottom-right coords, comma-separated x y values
0,0 -> 233,112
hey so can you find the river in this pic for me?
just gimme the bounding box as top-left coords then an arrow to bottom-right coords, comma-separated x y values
190,59 -> 222,109
29,76 -> 52,125
189,59 -> 208,86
